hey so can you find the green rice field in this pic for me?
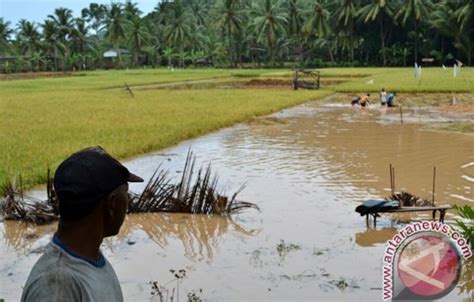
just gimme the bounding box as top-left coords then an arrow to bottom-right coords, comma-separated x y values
1,67 -> 473,190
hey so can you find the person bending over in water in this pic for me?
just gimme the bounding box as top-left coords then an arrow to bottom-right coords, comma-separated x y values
360,93 -> 370,107
351,96 -> 361,106
387,92 -> 397,107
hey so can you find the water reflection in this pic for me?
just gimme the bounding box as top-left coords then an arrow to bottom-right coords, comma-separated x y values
1,220 -> 55,251
355,227 -> 398,247
2,213 -> 260,261
117,213 -> 260,261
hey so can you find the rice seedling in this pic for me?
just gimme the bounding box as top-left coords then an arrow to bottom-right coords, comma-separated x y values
149,268 -> 203,302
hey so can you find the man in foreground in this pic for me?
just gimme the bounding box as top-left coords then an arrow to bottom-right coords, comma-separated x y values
21,146 -> 143,302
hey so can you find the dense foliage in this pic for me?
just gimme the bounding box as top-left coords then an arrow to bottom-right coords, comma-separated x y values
0,0 -> 472,71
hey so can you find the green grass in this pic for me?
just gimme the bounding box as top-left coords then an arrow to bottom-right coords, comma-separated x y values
1,67 -> 473,190
321,67 -> 474,93
0,68 -> 276,93
1,69 -> 331,188
435,122 -> 474,133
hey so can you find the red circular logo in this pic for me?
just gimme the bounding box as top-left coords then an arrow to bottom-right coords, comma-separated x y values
397,234 -> 461,299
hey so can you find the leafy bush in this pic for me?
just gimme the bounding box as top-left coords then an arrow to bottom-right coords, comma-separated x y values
453,205 -> 474,251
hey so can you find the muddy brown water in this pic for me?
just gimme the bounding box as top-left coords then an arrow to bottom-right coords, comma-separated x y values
1,102 -> 473,301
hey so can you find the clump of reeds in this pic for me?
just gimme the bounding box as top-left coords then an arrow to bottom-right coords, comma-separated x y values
386,191 -> 432,207
2,174 -> 58,224
1,151 -> 259,225
128,150 -> 259,215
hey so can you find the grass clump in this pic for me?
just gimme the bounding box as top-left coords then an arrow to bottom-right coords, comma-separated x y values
246,116 -> 288,126
276,240 -> 301,257
435,122 -> 474,133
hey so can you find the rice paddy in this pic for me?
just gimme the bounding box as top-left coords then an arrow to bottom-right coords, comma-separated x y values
1,67 -> 473,191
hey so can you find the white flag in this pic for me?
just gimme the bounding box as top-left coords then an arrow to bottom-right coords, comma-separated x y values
414,63 -> 419,78
442,64 -> 447,70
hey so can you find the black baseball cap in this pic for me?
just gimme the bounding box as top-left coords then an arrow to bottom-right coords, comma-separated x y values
54,146 -> 143,219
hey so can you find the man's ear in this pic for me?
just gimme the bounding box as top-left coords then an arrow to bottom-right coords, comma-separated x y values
102,194 -> 115,217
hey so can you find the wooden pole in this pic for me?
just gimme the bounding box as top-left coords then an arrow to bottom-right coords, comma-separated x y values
293,69 -> 298,90
432,166 -> 436,206
392,167 -> 395,194
399,106 -> 403,124
389,164 -> 393,195
124,82 -> 134,97
317,71 -> 320,90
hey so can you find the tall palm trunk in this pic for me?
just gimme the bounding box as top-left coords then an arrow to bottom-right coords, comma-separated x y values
349,21 -> 354,62
115,45 -> 123,68
414,19 -> 418,63
379,17 -> 386,66
227,27 -> 234,67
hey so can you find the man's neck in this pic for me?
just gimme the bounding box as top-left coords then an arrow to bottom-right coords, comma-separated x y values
56,220 -> 104,261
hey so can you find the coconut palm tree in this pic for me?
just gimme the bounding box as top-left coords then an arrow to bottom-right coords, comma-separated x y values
455,0 -> 472,32
163,0 -> 193,67
124,0 -> 142,20
127,18 -> 150,66
104,2 -> 127,66
358,0 -> 395,66
303,1 -> 333,63
41,20 -> 66,71
81,3 -> 107,32
48,7 -> 74,41
286,0 -> 305,62
17,20 -> 42,57
70,18 -> 90,69
334,0 -> 358,61
395,0 -> 434,63
216,0 -> 243,66
251,0 -> 288,65
303,1 -> 331,39
430,1 -> 472,65
0,18 -> 13,54
190,0 -> 210,26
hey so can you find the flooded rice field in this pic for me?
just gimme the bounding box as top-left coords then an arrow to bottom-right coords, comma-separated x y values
1,101 -> 473,301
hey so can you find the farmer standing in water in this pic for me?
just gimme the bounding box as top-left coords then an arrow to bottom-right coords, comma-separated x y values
21,146 -> 143,302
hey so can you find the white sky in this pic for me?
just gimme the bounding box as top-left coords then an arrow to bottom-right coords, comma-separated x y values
0,0 -> 159,27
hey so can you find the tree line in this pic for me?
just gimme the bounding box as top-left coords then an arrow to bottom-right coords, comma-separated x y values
0,0 -> 472,72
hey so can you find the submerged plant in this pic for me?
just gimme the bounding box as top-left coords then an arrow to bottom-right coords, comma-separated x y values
386,191 -> 431,207
150,268 -> 202,302
276,239 -> 301,258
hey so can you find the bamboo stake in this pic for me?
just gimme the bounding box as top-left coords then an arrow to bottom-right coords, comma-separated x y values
389,164 -> 394,195
124,82 -> 134,97
399,106 -> 403,124
432,166 -> 436,206
392,166 -> 396,194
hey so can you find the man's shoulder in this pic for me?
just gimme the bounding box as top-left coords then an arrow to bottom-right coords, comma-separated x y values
21,263 -> 84,302
22,241 -> 123,302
